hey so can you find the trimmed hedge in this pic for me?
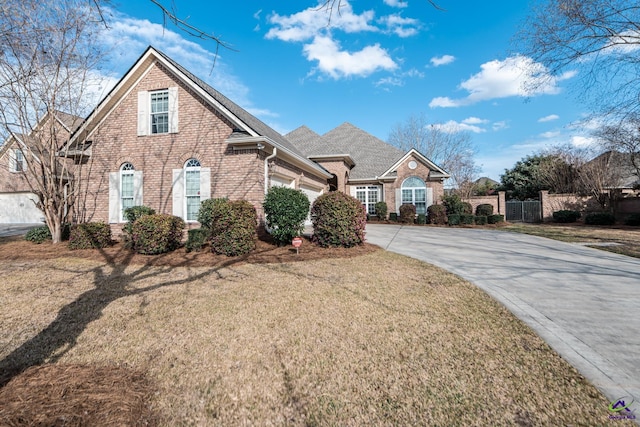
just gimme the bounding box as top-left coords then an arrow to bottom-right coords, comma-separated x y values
584,212 -> 616,226
185,228 -> 208,252
374,201 -> 388,220
447,214 -> 461,226
399,203 -> 416,224
204,199 -> 258,256
442,194 -> 466,215
68,222 -> 112,250
553,210 -> 581,223
625,213 -> 640,226
417,213 -> 427,225
311,192 -> 366,248
427,204 -> 447,225
475,204 -> 493,217
475,215 -> 488,225
488,214 -> 505,224
123,206 -> 156,247
389,212 -> 398,222
460,213 -> 475,225
132,214 -> 185,255
263,186 -> 310,246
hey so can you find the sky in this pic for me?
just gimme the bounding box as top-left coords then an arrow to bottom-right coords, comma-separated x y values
93,0 -> 596,181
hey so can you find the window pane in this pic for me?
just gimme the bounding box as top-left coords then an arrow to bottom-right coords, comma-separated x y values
356,190 -> 366,204
402,189 -> 412,203
186,196 -> 200,221
150,91 -> 168,113
151,113 -> 168,134
185,170 -> 200,196
121,173 -> 134,198
415,188 -> 426,202
403,176 -> 425,188
416,202 -> 427,215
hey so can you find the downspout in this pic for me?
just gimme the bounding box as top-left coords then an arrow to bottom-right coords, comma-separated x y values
264,147 -> 277,194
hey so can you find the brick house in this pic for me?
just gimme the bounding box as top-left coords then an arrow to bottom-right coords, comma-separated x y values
4,46 -> 448,228
286,124 -> 449,217
0,111 -> 81,223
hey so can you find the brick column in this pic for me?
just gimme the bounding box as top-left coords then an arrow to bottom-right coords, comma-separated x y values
498,191 -> 506,215
539,190 -> 550,221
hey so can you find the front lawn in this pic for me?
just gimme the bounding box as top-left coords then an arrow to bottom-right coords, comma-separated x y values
0,239 -> 625,425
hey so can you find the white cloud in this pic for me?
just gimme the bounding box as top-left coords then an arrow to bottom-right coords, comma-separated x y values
462,117 -> 488,125
571,135 -> 597,147
538,114 -> 559,122
429,55 -> 577,108
303,36 -> 397,79
266,2 -> 378,42
432,119 -> 487,134
430,54 -> 455,67
540,131 -> 561,138
492,121 -> 508,131
384,0 -> 409,7
375,76 -> 404,87
378,14 -> 420,37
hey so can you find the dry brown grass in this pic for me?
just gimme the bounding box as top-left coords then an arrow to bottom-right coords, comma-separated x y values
504,222 -> 640,258
0,241 -> 631,426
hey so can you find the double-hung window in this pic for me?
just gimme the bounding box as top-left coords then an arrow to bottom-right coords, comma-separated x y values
120,163 -> 135,220
150,90 -> 169,134
355,185 -> 380,215
184,159 -> 201,221
11,149 -> 25,172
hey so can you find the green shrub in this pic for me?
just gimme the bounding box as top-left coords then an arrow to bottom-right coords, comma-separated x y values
132,214 -> 185,255
442,194 -> 466,215
488,214 -> 505,224
205,199 -> 258,256
553,210 -> 581,223
25,225 -> 51,244
263,186 -> 310,246
374,201 -> 388,220
399,203 -> 416,224
427,204 -> 447,225
475,215 -> 488,225
68,222 -> 112,250
417,213 -> 427,225
624,213 -> 640,226
460,213 -> 475,225
584,212 -> 616,225
185,228 -> 208,252
123,206 -> 156,247
311,192 -> 366,248
475,204 -> 493,217
389,212 -> 398,222
462,202 -> 473,215
447,214 -> 461,226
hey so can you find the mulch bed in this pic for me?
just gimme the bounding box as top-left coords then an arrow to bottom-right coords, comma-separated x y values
0,364 -> 158,426
0,234 -> 380,267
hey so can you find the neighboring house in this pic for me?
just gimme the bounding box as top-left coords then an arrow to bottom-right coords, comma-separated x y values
0,111 -> 81,223
61,46 -> 331,230
587,150 -> 640,194
286,123 -> 449,216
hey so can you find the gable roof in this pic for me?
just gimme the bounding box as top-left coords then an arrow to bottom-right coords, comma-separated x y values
64,46 -> 329,178
287,122 -> 449,181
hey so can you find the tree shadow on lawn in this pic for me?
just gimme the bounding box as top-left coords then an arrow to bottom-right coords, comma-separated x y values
0,242 -> 258,389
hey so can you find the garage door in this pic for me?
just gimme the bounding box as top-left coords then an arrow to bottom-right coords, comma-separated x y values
299,185 -> 323,225
0,193 -> 45,223
269,176 -> 294,188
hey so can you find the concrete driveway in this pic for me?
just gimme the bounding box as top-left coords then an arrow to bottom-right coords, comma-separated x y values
0,223 -> 43,237
365,224 -> 640,415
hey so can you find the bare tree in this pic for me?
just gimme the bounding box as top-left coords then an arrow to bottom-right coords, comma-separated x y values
516,1 -> 640,118
387,113 -> 479,189
594,115 -> 640,184
0,0 -> 105,243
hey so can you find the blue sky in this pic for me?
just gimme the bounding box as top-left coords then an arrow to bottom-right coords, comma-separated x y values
95,0 -> 595,181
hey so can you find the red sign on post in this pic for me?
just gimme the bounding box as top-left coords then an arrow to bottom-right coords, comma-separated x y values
292,236 -> 303,254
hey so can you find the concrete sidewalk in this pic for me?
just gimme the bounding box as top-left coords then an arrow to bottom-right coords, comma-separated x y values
0,223 -> 43,237
365,224 -> 640,417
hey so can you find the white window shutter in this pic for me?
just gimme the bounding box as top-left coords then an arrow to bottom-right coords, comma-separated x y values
9,150 -> 16,172
168,87 -> 179,133
426,187 -> 433,208
108,172 -> 120,223
172,168 -> 184,218
395,188 -> 402,214
349,186 -> 356,197
200,167 -> 211,201
137,91 -> 149,136
133,171 -> 143,206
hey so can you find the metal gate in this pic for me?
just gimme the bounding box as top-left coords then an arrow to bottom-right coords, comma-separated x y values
505,200 -> 541,223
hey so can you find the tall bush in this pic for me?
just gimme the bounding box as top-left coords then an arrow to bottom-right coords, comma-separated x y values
442,194 -> 466,215
201,198 -> 257,256
427,204 -> 447,225
311,192 -> 366,247
68,222 -> 112,249
374,201 -> 388,220
132,214 -> 185,255
263,186 -> 309,246
123,206 -> 156,247
399,203 -> 416,224
475,204 -> 493,217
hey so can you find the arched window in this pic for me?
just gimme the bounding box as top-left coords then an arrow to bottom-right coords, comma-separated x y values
120,162 -> 135,220
184,159 -> 201,221
401,176 -> 427,214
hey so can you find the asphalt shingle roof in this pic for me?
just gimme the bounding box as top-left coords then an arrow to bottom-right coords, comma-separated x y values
287,122 -> 405,180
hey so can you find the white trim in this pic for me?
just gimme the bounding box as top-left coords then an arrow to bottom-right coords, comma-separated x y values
380,149 -> 449,179
137,91 -> 149,136
168,86 -> 179,133
172,168 -> 184,219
